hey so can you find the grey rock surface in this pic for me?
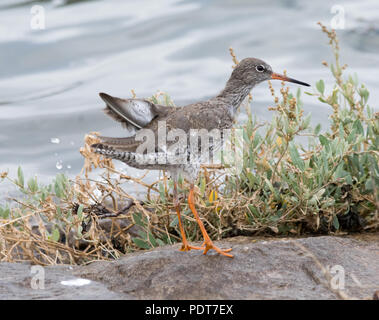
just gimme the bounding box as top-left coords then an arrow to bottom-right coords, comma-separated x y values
0,262 -> 132,299
1,234 -> 378,300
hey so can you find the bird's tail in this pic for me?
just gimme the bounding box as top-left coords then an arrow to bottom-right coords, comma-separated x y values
91,143 -> 136,163
91,143 -> 165,170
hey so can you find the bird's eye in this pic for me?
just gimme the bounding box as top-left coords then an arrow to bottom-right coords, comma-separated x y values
256,65 -> 265,72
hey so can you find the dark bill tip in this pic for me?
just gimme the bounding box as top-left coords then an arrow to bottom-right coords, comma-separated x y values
271,72 -> 310,87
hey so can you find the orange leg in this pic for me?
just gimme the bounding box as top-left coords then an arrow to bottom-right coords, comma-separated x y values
188,184 -> 233,258
173,182 -> 202,252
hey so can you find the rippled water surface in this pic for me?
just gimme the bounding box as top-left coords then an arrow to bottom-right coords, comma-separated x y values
1,0 -> 378,197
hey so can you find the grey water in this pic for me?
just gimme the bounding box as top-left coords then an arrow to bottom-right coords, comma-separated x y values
0,0 -> 378,199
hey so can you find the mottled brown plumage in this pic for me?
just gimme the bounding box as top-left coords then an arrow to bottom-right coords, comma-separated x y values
92,57 -> 309,257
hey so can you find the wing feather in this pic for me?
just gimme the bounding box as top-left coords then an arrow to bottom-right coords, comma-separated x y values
100,92 -> 158,129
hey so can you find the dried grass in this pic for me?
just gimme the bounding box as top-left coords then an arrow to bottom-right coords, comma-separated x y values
0,23 -> 377,265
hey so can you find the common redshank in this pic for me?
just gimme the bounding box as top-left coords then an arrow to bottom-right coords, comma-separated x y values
91,58 -> 310,258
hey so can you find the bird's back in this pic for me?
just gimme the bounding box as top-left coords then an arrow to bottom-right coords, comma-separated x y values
99,95 -> 234,154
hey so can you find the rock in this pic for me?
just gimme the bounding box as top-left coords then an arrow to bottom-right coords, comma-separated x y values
1,234 -> 378,299
0,262 -> 132,300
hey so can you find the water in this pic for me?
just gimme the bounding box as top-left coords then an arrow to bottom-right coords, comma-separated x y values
1,0 -> 378,198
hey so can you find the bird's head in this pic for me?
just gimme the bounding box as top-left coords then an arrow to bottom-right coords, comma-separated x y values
231,57 -> 310,87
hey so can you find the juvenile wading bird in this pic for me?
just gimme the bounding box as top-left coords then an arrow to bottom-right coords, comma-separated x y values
91,58 -> 310,258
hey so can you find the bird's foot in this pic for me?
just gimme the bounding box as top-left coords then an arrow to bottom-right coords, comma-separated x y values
180,241 -> 203,252
201,239 -> 233,258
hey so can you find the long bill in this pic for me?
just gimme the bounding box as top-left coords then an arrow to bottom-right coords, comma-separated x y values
271,72 -> 310,87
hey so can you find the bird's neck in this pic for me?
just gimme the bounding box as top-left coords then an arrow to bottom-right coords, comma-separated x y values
216,77 -> 253,112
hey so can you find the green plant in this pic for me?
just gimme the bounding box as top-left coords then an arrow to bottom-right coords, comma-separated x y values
0,23 -> 377,266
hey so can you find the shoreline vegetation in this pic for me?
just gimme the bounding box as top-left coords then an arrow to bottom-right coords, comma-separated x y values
0,23 -> 378,265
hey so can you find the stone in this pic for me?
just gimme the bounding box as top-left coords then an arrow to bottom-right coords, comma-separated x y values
1,234 -> 378,300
